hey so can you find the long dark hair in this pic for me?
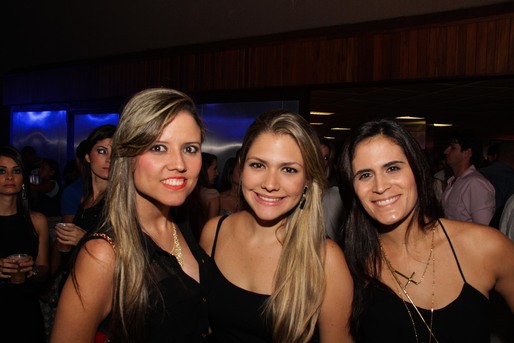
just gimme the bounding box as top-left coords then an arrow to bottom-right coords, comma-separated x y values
82,124 -> 117,202
0,145 -> 37,235
199,152 -> 217,188
219,157 -> 237,192
337,118 -> 442,337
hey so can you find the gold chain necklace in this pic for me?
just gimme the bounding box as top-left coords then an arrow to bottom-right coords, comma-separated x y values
382,228 -> 434,288
380,227 -> 439,343
170,222 -> 184,268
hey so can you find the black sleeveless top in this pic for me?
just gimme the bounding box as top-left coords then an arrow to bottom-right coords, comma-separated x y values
0,213 -> 45,342
90,220 -> 212,343
208,215 -> 320,343
358,221 -> 490,343
73,197 -> 105,234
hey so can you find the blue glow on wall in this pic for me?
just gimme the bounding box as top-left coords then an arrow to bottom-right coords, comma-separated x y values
198,100 -> 299,176
9,100 -> 298,183
11,110 -> 68,174
73,113 -> 119,148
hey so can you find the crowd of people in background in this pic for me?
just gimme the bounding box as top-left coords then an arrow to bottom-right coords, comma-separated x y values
1,87 -> 513,343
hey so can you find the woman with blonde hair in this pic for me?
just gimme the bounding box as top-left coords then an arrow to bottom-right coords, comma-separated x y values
51,88 -> 212,343
200,109 -> 353,343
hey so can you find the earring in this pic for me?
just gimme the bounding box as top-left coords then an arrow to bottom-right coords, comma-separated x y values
22,184 -> 27,200
299,186 -> 308,210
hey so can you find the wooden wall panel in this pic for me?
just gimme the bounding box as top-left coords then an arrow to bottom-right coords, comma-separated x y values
3,9 -> 514,106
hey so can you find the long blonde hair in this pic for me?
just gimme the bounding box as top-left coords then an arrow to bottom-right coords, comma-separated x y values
239,109 -> 327,343
104,88 -> 204,342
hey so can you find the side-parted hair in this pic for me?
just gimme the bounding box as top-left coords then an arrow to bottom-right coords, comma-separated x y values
76,88 -> 204,342
0,145 -> 36,235
337,118 -> 442,338
82,124 -> 117,202
239,109 -> 327,343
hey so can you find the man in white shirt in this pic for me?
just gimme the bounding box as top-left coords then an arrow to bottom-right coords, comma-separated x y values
441,130 -> 495,225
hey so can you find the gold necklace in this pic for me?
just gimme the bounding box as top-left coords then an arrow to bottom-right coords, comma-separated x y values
381,228 -> 434,288
380,228 -> 439,343
170,222 -> 184,268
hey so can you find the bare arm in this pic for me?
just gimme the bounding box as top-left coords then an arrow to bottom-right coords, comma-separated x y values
50,238 -> 115,343
30,211 -> 50,282
318,240 -> 354,343
207,195 -> 220,219
489,230 -> 514,312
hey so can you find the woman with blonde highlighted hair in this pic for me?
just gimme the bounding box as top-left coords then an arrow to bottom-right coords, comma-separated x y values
51,88 -> 212,343
200,109 -> 353,343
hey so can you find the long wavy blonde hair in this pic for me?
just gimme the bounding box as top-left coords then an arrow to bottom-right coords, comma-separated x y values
103,88 -> 204,342
238,109 -> 327,343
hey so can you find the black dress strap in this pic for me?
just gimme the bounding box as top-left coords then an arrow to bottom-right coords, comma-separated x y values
211,215 -> 228,258
438,219 -> 467,283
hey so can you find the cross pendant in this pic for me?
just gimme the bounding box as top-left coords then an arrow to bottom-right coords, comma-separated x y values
394,270 -> 419,287
404,272 -> 417,287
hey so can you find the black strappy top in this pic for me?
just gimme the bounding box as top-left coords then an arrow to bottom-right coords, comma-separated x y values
208,215 -> 321,343
208,215 -> 273,342
358,220 -> 490,343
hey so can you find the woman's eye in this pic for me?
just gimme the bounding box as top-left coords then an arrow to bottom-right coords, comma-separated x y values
249,162 -> 264,169
0,168 -> 5,174
387,165 -> 400,173
96,147 -> 107,155
184,145 -> 199,154
283,167 -> 298,174
150,144 -> 167,152
13,168 -> 22,174
357,172 -> 371,180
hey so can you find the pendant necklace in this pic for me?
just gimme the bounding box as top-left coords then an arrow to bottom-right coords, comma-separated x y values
381,227 -> 434,288
170,222 -> 184,268
380,227 -> 439,343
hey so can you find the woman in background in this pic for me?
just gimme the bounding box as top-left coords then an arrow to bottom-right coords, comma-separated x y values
199,152 -> 220,220
54,124 -> 116,256
218,156 -> 241,216
0,145 -> 49,343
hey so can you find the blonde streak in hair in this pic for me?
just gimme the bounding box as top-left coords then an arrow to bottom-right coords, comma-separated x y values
269,182 -> 326,342
266,119 -> 326,343
108,151 -> 147,336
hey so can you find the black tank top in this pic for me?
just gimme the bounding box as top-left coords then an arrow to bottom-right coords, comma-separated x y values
208,215 -> 273,343
359,220 -> 490,342
208,215 -> 320,343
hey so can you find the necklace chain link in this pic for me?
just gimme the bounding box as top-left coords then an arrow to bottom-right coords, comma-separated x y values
170,222 -> 184,268
379,227 -> 439,343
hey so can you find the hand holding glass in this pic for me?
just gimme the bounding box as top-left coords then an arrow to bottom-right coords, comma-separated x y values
7,254 -> 31,284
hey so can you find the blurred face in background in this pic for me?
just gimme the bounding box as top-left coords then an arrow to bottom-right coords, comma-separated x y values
207,159 -> 218,186
320,143 -> 331,168
0,156 -> 23,196
86,138 -> 113,181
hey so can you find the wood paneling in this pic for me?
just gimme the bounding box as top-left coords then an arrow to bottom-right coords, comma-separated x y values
3,6 -> 514,105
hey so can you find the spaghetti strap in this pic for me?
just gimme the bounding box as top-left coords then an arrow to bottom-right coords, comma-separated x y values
211,215 -> 228,258
438,219 -> 467,283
